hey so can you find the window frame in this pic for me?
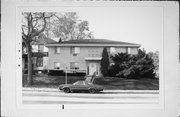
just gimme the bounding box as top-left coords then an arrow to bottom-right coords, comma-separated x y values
70,62 -> 79,70
54,62 -> 60,70
71,47 -> 80,56
55,47 -> 61,54
38,45 -> 44,52
110,47 -> 116,54
36,57 -> 43,67
127,47 -> 131,54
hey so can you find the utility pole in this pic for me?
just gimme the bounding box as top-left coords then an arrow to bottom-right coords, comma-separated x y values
65,67 -> 68,84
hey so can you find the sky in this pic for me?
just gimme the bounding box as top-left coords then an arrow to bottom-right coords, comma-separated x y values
54,7 -> 163,52
72,7 -> 163,52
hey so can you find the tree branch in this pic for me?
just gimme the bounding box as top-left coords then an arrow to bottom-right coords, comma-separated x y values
32,16 -> 46,37
32,13 -> 55,37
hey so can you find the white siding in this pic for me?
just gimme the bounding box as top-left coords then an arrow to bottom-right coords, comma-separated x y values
32,45 -> 38,52
44,46 -> 48,52
43,57 -> 48,69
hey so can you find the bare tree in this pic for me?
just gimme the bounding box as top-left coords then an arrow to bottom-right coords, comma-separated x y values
22,12 -> 54,86
22,12 -> 93,86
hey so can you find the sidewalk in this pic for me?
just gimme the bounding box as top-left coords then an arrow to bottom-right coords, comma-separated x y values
22,87 -> 159,94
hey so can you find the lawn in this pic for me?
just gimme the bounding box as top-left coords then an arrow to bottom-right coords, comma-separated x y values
93,77 -> 159,90
23,75 -> 159,90
23,75 -> 85,88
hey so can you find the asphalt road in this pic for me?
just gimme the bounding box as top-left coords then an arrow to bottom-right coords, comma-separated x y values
22,88 -> 159,105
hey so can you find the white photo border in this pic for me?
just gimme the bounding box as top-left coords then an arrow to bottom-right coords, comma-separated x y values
1,1 -> 179,117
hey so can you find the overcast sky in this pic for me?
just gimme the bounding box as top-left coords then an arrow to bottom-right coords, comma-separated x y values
58,7 -> 163,52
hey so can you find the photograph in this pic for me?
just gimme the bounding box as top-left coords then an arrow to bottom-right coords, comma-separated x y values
21,7 -> 161,106
1,1 -> 179,117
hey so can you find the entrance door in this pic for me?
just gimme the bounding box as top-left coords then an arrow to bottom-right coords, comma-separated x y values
89,63 -> 97,75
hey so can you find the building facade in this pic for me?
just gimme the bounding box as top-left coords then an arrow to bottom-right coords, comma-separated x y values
46,39 -> 140,76
22,33 -> 57,72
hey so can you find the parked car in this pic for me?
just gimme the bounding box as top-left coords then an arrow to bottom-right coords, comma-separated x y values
59,81 -> 103,93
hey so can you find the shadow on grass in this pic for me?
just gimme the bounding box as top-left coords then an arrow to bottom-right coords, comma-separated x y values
23,75 -> 85,88
23,75 -> 159,90
93,77 -> 159,90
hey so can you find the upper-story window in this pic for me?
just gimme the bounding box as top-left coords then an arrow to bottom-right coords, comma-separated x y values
54,62 -> 60,69
38,45 -> 44,52
88,49 -> 100,57
110,47 -> 116,54
55,47 -> 61,54
127,47 -> 131,54
71,47 -> 80,56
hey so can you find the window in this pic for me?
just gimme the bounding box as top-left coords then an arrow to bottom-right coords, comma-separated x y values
32,45 -> 38,52
73,81 -> 85,85
36,57 -> 43,67
110,47 -> 116,53
54,62 -> 60,69
38,45 -> 44,52
87,82 -> 93,85
55,47 -> 61,54
70,62 -> 79,70
71,47 -> 80,55
127,47 -> 131,54
88,49 -> 99,57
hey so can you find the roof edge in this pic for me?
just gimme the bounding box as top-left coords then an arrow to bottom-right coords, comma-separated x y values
46,43 -> 141,47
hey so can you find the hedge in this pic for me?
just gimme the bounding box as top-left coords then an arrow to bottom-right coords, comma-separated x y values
48,70 -> 86,76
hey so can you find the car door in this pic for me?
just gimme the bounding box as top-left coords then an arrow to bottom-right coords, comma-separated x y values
71,81 -> 88,91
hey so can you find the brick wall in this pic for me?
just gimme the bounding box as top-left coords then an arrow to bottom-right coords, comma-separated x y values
47,46 -> 139,71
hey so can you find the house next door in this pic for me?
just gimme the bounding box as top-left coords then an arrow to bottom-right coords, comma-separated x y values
88,63 -> 99,75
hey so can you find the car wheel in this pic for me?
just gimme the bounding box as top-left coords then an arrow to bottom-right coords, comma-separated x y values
89,89 -> 96,93
59,87 -> 62,91
63,88 -> 71,93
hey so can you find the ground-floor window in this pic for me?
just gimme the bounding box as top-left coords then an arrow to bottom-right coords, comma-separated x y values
70,62 -> 79,70
36,57 -> 43,67
54,62 -> 60,69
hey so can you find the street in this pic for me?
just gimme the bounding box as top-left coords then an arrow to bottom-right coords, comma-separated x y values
22,88 -> 159,105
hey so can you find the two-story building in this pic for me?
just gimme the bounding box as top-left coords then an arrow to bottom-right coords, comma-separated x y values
46,39 -> 140,76
22,33 -> 57,73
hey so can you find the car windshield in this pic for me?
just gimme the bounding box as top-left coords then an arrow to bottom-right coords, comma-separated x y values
85,76 -> 92,82
73,81 -> 85,85
86,82 -> 93,85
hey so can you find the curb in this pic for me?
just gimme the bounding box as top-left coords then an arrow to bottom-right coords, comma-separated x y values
22,88 -> 159,94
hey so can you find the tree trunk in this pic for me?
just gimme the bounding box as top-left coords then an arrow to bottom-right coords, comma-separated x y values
27,44 -> 33,86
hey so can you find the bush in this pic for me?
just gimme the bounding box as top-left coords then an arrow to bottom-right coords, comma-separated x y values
42,69 -> 48,74
107,66 -> 118,77
109,49 -> 156,79
23,69 -> 38,75
48,70 -> 86,76
48,70 -> 65,76
66,72 -> 86,76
